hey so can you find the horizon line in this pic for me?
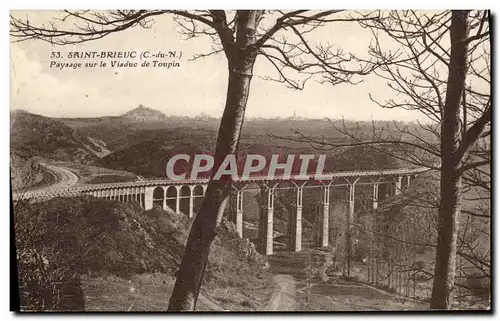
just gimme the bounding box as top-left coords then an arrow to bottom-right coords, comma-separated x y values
9,107 -> 420,123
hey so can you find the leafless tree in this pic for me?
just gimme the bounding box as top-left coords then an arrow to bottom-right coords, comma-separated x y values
272,10 -> 490,309
11,10 -> 384,310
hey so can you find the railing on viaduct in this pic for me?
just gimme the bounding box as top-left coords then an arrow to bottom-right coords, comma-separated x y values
13,167 -> 429,255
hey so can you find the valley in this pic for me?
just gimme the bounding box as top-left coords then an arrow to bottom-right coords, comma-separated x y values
10,106 -> 490,311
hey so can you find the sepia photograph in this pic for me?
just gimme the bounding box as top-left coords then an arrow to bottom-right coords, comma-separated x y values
9,9 -> 491,312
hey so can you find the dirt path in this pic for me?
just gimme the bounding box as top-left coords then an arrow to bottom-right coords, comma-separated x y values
265,274 -> 296,311
40,163 -> 79,190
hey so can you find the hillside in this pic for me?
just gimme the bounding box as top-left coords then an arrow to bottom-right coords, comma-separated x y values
102,140 -> 214,178
107,127 -> 217,152
10,153 -> 46,190
101,134 -> 403,179
14,196 -> 271,311
10,110 -> 108,164
10,110 -> 114,190
64,118 -> 172,151
55,107 -> 434,156
12,109 -> 407,187
55,107 -> 216,150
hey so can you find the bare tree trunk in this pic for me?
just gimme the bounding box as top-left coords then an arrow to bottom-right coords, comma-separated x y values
430,10 -> 469,310
168,11 -> 261,311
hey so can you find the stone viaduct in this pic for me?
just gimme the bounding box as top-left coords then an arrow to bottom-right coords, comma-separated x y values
14,167 -> 428,255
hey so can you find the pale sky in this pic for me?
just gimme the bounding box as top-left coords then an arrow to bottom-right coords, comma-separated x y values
10,10 -> 428,121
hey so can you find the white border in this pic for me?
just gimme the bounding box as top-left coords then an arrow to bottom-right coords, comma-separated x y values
2,2 -> 497,320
